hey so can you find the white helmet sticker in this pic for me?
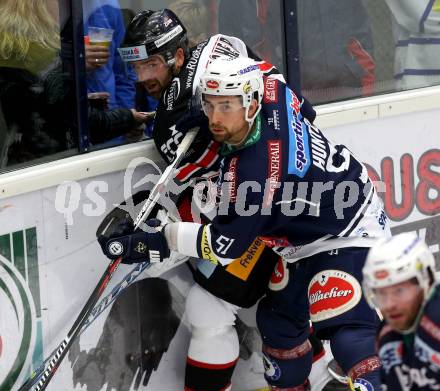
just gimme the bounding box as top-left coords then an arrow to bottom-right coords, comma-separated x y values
118,45 -> 148,62
154,25 -> 183,48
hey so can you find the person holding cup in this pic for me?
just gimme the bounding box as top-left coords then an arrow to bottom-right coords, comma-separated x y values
84,27 -> 112,72
83,0 -> 137,110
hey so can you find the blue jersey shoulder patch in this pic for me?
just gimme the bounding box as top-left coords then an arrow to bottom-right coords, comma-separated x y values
285,88 -> 311,178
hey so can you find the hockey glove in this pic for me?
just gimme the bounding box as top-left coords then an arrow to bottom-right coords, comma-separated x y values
98,219 -> 170,264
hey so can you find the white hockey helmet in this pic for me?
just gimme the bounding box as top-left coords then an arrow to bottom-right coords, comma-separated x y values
199,57 -> 264,126
362,232 -> 436,308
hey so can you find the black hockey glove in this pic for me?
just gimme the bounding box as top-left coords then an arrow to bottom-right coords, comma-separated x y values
98,219 -> 170,264
175,94 -> 209,134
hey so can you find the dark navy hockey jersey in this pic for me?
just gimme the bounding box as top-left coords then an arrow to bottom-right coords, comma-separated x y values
377,286 -> 440,390
174,77 -> 390,265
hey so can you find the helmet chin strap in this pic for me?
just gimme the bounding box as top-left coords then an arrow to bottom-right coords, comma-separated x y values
224,104 -> 261,146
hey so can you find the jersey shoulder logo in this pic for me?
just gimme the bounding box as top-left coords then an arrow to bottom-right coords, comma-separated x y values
285,88 -> 311,178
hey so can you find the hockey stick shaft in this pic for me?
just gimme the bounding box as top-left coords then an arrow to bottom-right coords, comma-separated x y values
18,127 -> 199,391
134,127 -> 199,229
18,257 -> 122,391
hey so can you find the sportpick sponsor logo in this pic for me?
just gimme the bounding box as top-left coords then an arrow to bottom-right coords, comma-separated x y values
286,88 -> 310,178
308,269 -> 362,322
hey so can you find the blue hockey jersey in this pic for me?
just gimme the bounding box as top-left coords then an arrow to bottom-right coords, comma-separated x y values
377,286 -> 440,390
173,77 -> 390,265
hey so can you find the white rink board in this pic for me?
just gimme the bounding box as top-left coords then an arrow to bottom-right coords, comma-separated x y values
0,107 -> 439,391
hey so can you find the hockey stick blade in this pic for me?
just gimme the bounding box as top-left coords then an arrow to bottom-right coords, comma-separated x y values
18,127 -> 200,391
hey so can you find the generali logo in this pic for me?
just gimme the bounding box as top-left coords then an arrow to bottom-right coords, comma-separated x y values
308,269 -> 362,322
264,140 -> 281,207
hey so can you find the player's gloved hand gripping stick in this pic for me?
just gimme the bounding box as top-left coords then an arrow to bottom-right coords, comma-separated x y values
18,127 -> 199,391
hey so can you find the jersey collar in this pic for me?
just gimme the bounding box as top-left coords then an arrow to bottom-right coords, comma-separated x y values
220,114 -> 261,156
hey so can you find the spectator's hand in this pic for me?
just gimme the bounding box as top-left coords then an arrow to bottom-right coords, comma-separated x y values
85,44 -> 110,71
130,109 -> 155,126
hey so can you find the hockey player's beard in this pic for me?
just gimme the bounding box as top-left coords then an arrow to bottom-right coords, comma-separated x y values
210,123 -> 249,145
143,79 -> 165,100
209,124 -> 231,143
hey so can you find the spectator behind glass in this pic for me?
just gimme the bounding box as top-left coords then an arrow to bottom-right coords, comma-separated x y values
0,0 -> 59,74
218,0 -> 376,104
385,0 -> 440,90
83,0 -> 137,109
137,0 -> 212,139
168,0 -> 210,46
218,0 -> 283,70
297,0 -> 376,104
0,0 -> 151,167
0,0 -> 73,167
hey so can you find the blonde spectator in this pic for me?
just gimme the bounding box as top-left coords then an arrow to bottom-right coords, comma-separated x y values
0,0 -> 60,74
168,0 -> 210,46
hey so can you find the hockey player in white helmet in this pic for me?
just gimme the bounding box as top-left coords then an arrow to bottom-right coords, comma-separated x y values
101,56 -> 391,390
105,8 -> 331,391
363,232 -> 439,390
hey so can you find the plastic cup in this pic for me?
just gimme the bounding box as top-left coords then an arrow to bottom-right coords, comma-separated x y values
88,26 -> 114,47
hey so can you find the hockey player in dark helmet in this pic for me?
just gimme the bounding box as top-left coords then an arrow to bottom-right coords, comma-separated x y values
119,8 -> 316,168
118,9 -> 189,100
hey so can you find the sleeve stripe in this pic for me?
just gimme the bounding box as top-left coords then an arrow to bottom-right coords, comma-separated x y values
176,141 -> 220,182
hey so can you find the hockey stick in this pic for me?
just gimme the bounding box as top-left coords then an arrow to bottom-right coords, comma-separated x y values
18,127 -> 199,391
132,127 -> 199,229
